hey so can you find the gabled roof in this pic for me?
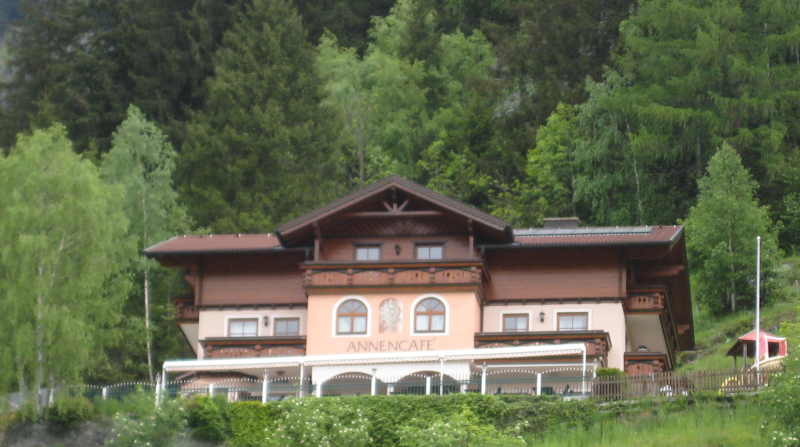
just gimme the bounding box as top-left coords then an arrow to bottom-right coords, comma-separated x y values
144,234 -> 284,257
275,175 -> 513,246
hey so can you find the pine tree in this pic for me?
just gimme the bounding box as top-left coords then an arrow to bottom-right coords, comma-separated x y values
179,0 -> 342,232
569,0 -> 800,233
683,144 -> 781,315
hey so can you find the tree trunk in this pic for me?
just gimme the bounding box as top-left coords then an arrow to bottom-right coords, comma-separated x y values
143,194 -> 154,382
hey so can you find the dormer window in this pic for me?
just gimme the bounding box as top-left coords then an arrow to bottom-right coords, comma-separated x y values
416,244 -> 443,260
355,245 -> 381,261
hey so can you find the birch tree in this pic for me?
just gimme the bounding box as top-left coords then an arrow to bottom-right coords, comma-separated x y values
101,106 -> 189,382
683,144 -> 781,315
0,125 -> 130,410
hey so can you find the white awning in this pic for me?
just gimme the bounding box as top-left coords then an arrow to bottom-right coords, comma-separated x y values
162,343 -> 587,372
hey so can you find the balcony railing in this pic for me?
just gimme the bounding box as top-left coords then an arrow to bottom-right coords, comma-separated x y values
623,292 -> 665,313
301,261 -> 486,290
624,352 -> 669,374
201,336 -> 306,359
474,331 -> 611,358
173,294 -> 199,322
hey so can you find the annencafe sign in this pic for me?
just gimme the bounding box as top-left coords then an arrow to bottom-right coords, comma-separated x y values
346,339 -> 435,353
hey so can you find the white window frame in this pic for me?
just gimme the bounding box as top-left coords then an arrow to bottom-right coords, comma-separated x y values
410,294 -> 450,336
271,315 -> 304,337
553,309 -> 592,332
499,310 -> 533,332
224,315 -> 261,337
331,296 -> 372,337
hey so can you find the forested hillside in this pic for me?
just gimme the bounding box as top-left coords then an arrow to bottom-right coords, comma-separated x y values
0,0 -> 798,388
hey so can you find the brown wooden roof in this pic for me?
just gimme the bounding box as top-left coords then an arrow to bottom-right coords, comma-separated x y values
144,234 -> 283,256
507,226 -> 683,248
275,175 -> 514,246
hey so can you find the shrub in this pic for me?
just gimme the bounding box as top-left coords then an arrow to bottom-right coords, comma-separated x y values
396,406 -> 525,447
229,401 -> 277,447
44,396 -> 96,426
762,306 -> 800,447
105,398 -> 187,447
595,368 -> 625,377
186,395 -> 231,443
265,397 -> 372,447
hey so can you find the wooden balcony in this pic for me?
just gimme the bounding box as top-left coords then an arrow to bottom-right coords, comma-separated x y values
173,294 -> 199,323
201,336 -> 306,359
624,352 -> 668,374
474,330 -> 611,358
623,291 -> 665,313
301,261 -> 487,292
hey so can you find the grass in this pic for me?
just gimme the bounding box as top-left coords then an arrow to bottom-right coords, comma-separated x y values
527,400 -> 766,446
678,291 -> 800,371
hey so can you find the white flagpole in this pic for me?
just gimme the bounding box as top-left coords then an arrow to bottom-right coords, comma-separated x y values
755,236 -> 761,374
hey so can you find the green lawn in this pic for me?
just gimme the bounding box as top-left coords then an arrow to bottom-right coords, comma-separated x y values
528,401 -> 766,446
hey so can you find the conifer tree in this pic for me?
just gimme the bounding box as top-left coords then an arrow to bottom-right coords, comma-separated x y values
179,0 -> 341,232
683,144 -> 781,315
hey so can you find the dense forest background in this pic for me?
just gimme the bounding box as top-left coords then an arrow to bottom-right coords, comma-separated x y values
0,0 -> 798,390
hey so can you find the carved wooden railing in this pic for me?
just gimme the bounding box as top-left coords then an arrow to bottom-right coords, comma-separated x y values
173,294 -> 199,322
624,352 -> 668,374
201,336 -> 306,359
301,261 -> 486,289
474,331 -> 611,358
623,292 -> 665,312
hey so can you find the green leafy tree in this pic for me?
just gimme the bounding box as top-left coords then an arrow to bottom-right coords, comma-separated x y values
496,103 -> 580,225
101,105 -> 191,382
180,0 -> 342,232
0,125 -> 130,410
682,144 -> 781,315
318,0 -> 498,199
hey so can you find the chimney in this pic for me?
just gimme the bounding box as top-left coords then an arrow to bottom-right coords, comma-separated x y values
542,217 -> 580,229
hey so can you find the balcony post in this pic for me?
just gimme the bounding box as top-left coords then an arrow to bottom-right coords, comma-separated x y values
481,363 -> 487,395
316,381 -> 322,398
439,357 -> 445,395
582,346 -> 587,393
536,373 -> 542,396
425,376 -> 431,395
371,368 -> 377,396
262,371 -> 269,404
299,362 -> 305,398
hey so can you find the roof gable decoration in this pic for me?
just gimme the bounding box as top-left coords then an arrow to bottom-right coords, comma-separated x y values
275,175 -> 513,246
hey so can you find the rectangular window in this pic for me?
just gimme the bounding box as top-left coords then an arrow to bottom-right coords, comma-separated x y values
558,313 -> 588,332
355,245 -> 381,261
274,318 -> 300,336
416,244 -> 443,260
503,314 -> 529,332
229,318 -> 258,337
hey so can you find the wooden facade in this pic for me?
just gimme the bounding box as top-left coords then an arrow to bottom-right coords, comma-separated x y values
147,176 -> 694,375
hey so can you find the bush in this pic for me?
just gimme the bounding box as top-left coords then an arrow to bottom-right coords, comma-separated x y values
762,306 -> 800,447
396,406 -> 526,447
186,395 -> 231,443
595,368 -> 625,377
105,398 -> 187,447
265,398 -> 372,447
44,396 -> 96,426
229,401 -> 277,447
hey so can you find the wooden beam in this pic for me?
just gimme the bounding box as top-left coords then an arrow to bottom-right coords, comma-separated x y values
346,210 -> 444,218
638,265 -> 684,277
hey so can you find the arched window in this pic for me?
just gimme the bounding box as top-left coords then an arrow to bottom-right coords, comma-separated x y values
415,298 -> 446,333
337,299 -> 368,334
